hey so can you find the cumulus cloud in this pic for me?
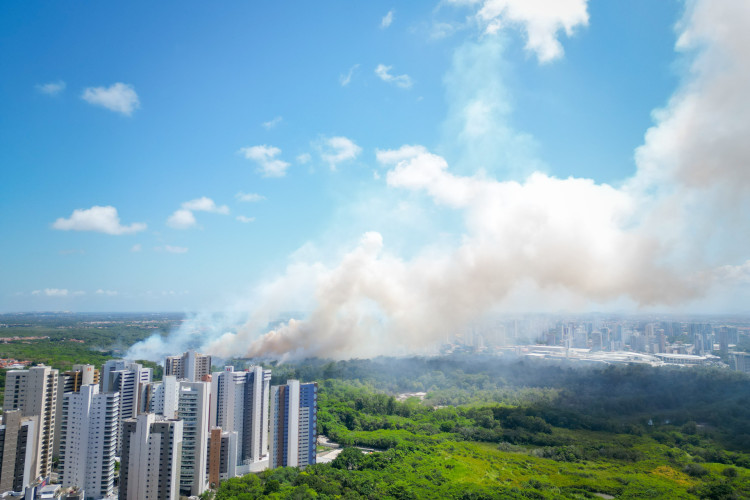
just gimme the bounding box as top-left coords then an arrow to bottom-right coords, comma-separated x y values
236,192 -> 265,202
375,64 -> 413,89
317,136 -> 362,170
53,206 -> 146,235
381,10 -> 394,29
240,145 -> 291,177
36,81 -> 66,95
167,197 -> 229,229
167,209 -> 197,229
131,244 -> 142,252
96,289 -> 118,296
474,0 -> 589,62
339,64 -> 360,87
236,215 -> 256,223
262,116 -> 283,129
81,82 -> 140,115
182,197 -> 230,214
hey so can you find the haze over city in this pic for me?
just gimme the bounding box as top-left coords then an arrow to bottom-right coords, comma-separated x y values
3,1 -> 750,358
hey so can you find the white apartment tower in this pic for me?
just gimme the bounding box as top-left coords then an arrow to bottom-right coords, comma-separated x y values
145,375 -> 179,419
101,360 -> 152,453
164,350 -> 212,382
58,385 -> 119,499
210,366 -> 271,472
0,410 -> 36,493
54,364 -> 98,458
270,380 -> 318,469
176,381 -> 210,497
3,365 -> 59,479
119,414 -> 183,500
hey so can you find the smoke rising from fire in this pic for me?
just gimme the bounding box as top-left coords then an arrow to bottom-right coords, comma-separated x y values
127,0 -> 750,362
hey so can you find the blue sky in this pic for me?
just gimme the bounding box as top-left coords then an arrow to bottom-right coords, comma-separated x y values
2,0 -> 749,327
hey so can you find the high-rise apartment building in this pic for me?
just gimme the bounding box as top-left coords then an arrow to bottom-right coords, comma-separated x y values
102,361 -> 152,453
58,385 -> 119,500
210,366 -> 271,472
119,414 -> 183,500
3,365 -> 58,479
0,410 -> 36,493
54,364 -> 99,458
176,381 -> 210,497
269,380 -> 317,469
164,350 -> 212,382
144,375 -> 179,418
207,428 -> 237,490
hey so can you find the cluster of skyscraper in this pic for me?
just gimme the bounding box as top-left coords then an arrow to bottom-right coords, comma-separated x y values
446,318 -> 747,359
0,351 -> 318,499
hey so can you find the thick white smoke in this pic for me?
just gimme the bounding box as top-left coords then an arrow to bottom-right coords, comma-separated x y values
127,0 -> 750,362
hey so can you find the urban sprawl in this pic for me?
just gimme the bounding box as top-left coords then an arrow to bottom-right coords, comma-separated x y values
2,318 -> 750,499
0,351 -> 317,499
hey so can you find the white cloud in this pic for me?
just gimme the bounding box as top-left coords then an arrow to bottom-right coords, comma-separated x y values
168,197 -> 229,229
339,64 -> 360,86
381,10 -> 394,29
375,64 -> 413,89
236,215 -> 256,223
181,197 -> 229,214
296,153 -> 312,164
317,136 -> 362,170
474,0 -> 589,63
236,192 -> 266,202
167,209 -> 197,229
32,288 -> 73,297
96,289 -> 118,296
240,145 -> 291,177
81,82 -> 140,115
376,145 -> 429,165
53,206 -> 146,235
36,81 -> 66,95
262,116 -> 283,129
131,244 -> 142,252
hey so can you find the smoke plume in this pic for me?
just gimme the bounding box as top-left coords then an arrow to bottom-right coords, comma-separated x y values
127,0 -> 750,362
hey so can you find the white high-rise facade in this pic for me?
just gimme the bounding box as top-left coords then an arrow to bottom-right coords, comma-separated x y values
164,350 -> 212,382
176,381 -> 210,497
119,414 -> 183,500
147,375 -> 179,419
0,410 -> 36,493
102,361 -> 152,453
3,365 -> 59,479
270,380 -> 318,469
58,385 -> 119,500
54,364 -> 98,458
209,366 -> 271,473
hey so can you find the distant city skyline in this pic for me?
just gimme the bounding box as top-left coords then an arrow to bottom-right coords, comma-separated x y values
2,0 -> 749,326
